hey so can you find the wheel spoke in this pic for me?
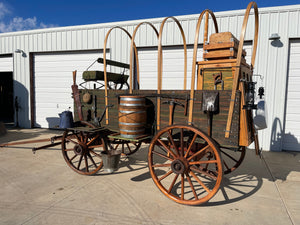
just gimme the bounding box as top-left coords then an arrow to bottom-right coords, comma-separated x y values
190,165 -> 217,180
84,155 -> 89,172
74,133 -> 81,143
157,139 -> 176,158
190,171 -> 211,193
168,174 -> 179,193
181,174 -> 184,200
77,154 -> 83,170
187,145 -> 210,161
87,134 -> 100,146
126,143 -> 132,154
90,150 -> 102,158
223,160 -> 230,170
64,148 -> 74,152
180,128 -> 184,156
88,153 -> 98,168
189,160 -> 218,165
69,154 -> 78,162
220,149 -> 238,163
83,133 -> 89,144
88,145 -> 104,149
114,143 -> 120,150
66,137 -> 78,145
186,173 -> 198,200
184,133 -> 198,158
158,170 -> 173,182
152,163 -> 172,168
152,150 -> 173,161
167,130 -> 180,155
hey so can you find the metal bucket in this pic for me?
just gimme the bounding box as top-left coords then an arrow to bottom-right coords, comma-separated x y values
59,111 -> 74,128
118,96 -> 146,138
101,150 -> 121,173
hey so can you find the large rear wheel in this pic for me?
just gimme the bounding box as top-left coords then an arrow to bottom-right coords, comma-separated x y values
148,125 -> 223,205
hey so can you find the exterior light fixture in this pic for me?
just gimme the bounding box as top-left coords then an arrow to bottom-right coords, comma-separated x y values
15,49 -> 24,53
14,49 -> 27,57
269,33 -> 280,40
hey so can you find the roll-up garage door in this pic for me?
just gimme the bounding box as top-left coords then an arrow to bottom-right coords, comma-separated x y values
0,55 -> 13,71
283,39 -> 300,151
33,50 -> 107,128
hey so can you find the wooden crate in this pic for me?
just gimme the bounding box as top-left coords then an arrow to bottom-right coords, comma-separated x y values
203,32 -> 246,61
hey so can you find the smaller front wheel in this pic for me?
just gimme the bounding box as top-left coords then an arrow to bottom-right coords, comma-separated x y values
148,125 -> 223,205
61,123 -> 107,175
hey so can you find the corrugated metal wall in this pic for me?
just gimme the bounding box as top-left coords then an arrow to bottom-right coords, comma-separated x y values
0,4 -> 299,151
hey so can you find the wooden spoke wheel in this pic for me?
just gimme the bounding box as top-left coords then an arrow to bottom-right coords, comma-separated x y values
109,140 -> 141,155
220,146 -> 246,174
148,125 -> 223,205
61,122 -> 107,175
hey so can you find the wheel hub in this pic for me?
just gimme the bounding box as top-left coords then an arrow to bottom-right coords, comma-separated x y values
74,144 -> 87,155
171,158 -> 188,174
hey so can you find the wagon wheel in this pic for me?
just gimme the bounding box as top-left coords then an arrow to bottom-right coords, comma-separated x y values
220,146 -> 246,174
109,140 -> 141,155
61,121 -> 107,175
148,125 -> 223,205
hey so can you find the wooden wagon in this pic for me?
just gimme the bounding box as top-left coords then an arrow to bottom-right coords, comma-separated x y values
1,2 -> 261,206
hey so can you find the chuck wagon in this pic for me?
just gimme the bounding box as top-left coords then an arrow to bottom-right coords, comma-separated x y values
1,2 -> 262,205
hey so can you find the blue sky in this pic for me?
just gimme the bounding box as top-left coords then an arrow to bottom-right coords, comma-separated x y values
0,0 -> 299,33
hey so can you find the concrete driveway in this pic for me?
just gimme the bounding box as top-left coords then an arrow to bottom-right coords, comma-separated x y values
0,128 -> 299,225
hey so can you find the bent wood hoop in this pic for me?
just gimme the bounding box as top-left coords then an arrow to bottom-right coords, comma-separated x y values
119,96 -> 147,138
130,22 -> 159,93
188,9 -> 219,125
103,26 -> 138,124
225,1 -> 259,138
157,16 -> 188,130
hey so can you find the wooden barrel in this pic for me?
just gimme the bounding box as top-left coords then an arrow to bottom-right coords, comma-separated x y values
119,96 -> 147,138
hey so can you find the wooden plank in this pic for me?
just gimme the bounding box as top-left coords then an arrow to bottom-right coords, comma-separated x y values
204,49 -> 237,59
204,49 -> 246,59
204,42 -> 237,50
197,58 -> 249,66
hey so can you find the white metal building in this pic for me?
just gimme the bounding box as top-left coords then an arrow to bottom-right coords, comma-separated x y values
0,4 -> 299,152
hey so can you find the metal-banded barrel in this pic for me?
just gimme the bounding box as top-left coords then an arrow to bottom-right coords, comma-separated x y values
119,96 -> 146,138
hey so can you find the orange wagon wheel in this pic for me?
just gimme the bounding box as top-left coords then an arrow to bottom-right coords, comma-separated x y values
148,125 -> 223,205
61,121 -> 107,175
